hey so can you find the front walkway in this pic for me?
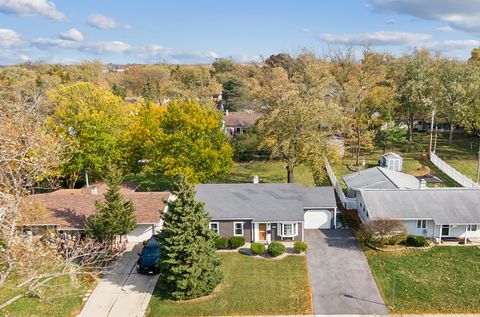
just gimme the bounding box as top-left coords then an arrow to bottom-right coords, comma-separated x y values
305,229 -> 388,315
78,243 -> 158,317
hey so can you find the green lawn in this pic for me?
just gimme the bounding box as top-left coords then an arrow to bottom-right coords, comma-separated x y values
366,246 -> 480,314
146,253 -> 312,316
0,271 -> 96,317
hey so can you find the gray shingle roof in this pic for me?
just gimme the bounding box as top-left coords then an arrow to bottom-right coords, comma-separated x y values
342,167 -> 419,190
195,183 -> 336,222
361,188 -> 480,224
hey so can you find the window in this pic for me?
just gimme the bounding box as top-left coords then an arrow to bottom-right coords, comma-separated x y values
209,222 -> 219,235
467,224 -> 478,232
281,223 -> 297,237
417,220 -> 427,229
234,222 -> 243,236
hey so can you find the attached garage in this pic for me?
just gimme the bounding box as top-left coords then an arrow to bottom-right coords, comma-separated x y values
127,224 -> 158,243
304,210 -> 332,229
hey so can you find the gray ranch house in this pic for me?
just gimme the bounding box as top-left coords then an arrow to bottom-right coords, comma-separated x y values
356,188 -> 480,243
342,166 -> 420,198
195,183 -> 337,243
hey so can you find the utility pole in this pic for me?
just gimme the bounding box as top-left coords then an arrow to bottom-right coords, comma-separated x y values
428,110 -> 435,157
476,145 -> 480,184
433,126 -> 438,154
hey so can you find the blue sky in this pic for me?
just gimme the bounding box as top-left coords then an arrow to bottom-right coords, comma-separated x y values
1,0 -> 480,65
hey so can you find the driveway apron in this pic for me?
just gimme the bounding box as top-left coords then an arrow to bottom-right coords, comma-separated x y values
78,243 -> 158,317
305,229 -> 388,315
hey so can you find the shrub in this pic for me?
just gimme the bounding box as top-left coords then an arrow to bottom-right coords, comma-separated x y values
293,241 -> 308,253
250,242 -> 265,255
405,235 -> 429,247
215,236 -> 228,249
363,219 -> 407,246
228,236 -> 246,249
268,242 -> 286,257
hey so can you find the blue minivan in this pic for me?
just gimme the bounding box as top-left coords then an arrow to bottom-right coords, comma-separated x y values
136,238 -> 160,274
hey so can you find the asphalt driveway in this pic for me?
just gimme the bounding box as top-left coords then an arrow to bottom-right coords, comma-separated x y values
78,243 -> 158,317
305,229 -> 388,315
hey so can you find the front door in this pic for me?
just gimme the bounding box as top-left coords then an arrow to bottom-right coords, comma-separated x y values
259,223 -> 267,241
441,225 -> 450,237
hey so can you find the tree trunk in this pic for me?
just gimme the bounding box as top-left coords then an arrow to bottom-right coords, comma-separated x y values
355,119 -> 361,166
408,118 -> 414,143
286,165 -> 294,183
448,124 -> 454,146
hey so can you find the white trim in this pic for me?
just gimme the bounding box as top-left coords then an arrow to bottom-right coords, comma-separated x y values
209,222 -> 220,235
278,222 -> 298,238
416,219 -> 427,229
233,221 -> 244,236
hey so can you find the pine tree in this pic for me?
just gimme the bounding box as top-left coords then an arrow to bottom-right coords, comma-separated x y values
158,174 -> 222,300
86,168 -> 136,241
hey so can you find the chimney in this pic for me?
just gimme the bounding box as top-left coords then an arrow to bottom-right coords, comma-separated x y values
253,175 -> 259,184
419,179 -> 427,189
90,185 -> 98,195
225,109 -> 229,116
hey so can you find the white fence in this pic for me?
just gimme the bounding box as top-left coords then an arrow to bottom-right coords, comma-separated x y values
325,160 -> 357,209
430,151 -> 480,188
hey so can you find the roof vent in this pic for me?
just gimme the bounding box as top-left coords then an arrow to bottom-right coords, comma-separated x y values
90,186 -> 98,195
253,175 -> 259,184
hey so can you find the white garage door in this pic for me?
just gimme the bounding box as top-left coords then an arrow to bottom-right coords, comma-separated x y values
304,210 -> 331,229
127,224 -> 154,243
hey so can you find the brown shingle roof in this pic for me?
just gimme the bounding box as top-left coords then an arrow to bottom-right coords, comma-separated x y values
25,186 -> 170,230
224,112 -> 262,128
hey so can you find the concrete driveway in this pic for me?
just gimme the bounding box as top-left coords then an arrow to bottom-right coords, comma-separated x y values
78,243 -> 159,317
305,229 -> 388,315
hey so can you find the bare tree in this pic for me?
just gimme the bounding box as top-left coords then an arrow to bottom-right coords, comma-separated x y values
0,116 -> 62,287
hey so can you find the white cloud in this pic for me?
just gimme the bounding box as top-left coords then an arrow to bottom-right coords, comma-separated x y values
417,39 -> 480,52
87,14 -> 130,29
59,28 -> 83,42
386,18 -> 396,24
436,26 -> 455,33
318,31 -> 431,45
32,37 -> 81,49
371,0 -> 480,33
302,28 -> 311,33
0,0 -> 65,21
81,41 -> 132,54
0,28 -> 22,47
139,45 -> 219,63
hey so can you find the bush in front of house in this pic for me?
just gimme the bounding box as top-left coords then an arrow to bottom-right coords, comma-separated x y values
293,241 -> 308,253
268,242 -> 286,257
405,235 -> 429,247
215,236 -> 228,249
251,242 -> 265,255
228,236 -> 246,249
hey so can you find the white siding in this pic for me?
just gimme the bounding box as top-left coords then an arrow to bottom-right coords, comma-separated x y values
402,220 -> 435,238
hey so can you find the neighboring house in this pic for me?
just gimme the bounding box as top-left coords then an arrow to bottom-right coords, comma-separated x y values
357,188 -> 480,242
342,166 -> 421,198
195,183 -> 337,243
23,183 -> 170,243
223,111 -> 262,137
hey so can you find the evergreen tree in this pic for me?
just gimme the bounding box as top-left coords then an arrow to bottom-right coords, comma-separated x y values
158,174 -> 222,300
86,168 -> 136,241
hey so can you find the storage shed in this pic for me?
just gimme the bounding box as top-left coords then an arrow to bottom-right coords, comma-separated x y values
379,152 -> 403,172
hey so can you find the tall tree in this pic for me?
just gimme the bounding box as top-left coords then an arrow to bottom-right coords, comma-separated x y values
47,82 -> 133,188
434,58 -> 472,145
393,49 -> 435,142
157,174 -> 222,300
257,52 -> 342,183
86,168 -> 136,241
139,99 -> 233,184
329,47 -> 393,165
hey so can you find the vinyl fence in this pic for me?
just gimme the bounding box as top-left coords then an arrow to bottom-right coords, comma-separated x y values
325,159 -> 357,209
430,151 -> 480,188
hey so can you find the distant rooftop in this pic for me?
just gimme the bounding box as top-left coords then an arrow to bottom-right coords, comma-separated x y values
342,166 -> 420,190
223,111 -> 262,128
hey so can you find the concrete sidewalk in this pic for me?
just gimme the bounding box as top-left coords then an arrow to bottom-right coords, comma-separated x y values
78,243 -> 159,317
